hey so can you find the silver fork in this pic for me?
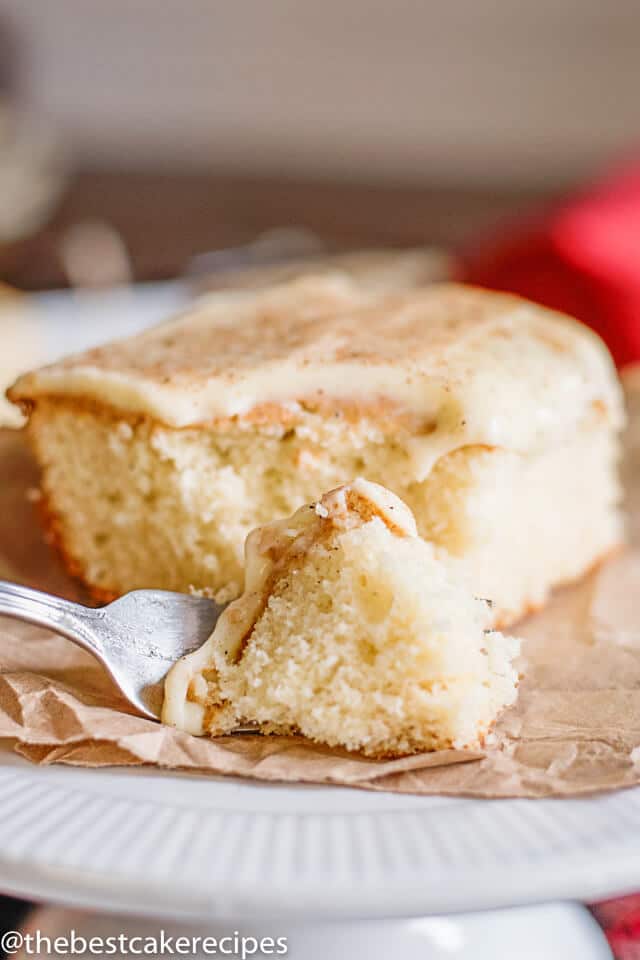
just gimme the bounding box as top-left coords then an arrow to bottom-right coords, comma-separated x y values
0,581 -> 223,720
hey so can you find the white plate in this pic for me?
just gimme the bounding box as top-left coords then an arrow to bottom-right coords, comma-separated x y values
1,746 -> 640,920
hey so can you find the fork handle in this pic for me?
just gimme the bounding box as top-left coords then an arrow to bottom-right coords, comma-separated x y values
0,580 -> 106,659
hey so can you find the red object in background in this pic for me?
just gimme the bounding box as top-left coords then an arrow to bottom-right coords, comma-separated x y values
591,894 -> 640,959
458,161 -> 640,368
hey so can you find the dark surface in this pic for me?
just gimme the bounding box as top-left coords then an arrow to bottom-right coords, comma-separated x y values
0,169 -> 560,291
0,896 -> 31,953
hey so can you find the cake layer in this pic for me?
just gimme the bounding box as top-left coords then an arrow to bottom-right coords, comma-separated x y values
25,397 -> 622,623
162,480 -> 521,756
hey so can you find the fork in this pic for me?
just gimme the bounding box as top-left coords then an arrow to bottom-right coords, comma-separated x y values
0,581 -> 223,719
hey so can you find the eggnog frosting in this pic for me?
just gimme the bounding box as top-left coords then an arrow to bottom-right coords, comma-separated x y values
10,279 -> 622,451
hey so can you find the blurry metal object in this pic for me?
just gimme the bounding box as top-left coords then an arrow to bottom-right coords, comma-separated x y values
191,240 -> 452,295
58,220 -> 132,289
187,227 -> 325,285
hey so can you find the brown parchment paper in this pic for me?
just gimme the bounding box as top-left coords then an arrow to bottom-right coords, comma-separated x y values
1,371 -> 640,798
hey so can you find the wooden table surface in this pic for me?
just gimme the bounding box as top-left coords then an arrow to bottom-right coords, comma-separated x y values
0,170 -> 559,290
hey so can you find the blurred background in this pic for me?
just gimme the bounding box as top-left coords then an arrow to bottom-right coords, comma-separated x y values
0,0 -> 639,288
4,0 -> 640,181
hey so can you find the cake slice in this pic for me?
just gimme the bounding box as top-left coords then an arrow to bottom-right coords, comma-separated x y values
162,480 -> 521,756
9,278 -> 624,624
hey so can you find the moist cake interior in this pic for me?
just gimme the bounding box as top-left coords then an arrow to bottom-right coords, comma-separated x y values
27,396 -> 621,624
162,480 -> 521,756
